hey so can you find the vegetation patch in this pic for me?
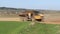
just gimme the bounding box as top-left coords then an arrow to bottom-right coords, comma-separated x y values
0,21 -> 30,34
20,23 -> 60,34
0,21 -> 60,34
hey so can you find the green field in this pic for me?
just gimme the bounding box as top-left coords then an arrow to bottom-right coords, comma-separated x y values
20,23 -> 60,34
0,21 -> 30,34
0,21 -> 60,34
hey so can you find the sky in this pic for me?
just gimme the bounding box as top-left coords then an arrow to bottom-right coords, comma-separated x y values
0,0 -> 60,10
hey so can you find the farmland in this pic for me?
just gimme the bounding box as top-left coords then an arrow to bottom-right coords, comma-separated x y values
0,7 -> 60,34
20,23 -> 60,34
0,21 -> 60,34
0,21 -> 30,34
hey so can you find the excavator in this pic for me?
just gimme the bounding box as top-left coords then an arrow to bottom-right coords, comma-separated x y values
19,10 -> 44,22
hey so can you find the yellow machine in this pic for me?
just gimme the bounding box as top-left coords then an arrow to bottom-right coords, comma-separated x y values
34,14 -> 44,21
19,10 -> 44,22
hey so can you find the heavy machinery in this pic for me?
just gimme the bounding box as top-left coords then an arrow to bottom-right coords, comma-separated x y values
19,10 -> 44,22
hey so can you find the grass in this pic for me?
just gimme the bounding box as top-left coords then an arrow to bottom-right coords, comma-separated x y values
0,21 -> 60,34
0,21 -> 30,34
20,23 -> 60,34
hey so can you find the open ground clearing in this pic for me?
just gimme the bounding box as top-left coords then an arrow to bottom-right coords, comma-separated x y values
0,13 -> 60,24
0,17 -> 20,21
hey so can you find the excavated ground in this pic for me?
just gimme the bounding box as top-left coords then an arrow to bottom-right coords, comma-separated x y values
0,14 -> 60,24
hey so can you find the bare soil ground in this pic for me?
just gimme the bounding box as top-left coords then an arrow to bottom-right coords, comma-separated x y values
44,14 -> 60,24
0,14 -> 60,24
0,17 -> 20,21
